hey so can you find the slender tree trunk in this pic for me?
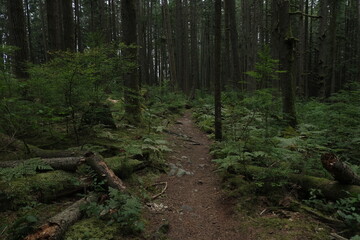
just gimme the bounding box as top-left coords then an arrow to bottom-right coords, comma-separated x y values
182,0 -> 190,94
63,0 -> 75,51
121,0 -> 142,125
190,0 -> 199,93
317,0 -> 329,98
225,0 -> 241,90
162,0 -> 177,87
276,0 -> 297,127
214,0 -> 222,141
6,0 -> 29,79
74,0 -> 83,52
39,0 -> 49,62
46,0 -> 62,53
24,0 -> 34,63
223,2 -> 231,88
329,0 -> 339,95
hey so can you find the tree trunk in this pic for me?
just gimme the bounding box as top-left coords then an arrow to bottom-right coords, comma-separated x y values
214,0 -> 222,141
74,0 -> 84,52
46,0 -> 62,54
328,0 -> 339,95
121,0 -> 142,125
6,0 -> 29,79
162,0 -> 177,87
24,194 -> 97,240
24,0 -> 34,63
275,0 -> 297,127
317,0 -> 329,98
225,0 -> 241,90
62,0 -> 75,51
190,0 -> 199,94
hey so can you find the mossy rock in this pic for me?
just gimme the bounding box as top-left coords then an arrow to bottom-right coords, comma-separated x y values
64,217 -> 118,240
105,157 -> 143,179
0,170 -> 80,210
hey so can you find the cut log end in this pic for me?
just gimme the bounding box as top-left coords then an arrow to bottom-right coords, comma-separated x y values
321,153 -> 360,186
84,152 -> 126,191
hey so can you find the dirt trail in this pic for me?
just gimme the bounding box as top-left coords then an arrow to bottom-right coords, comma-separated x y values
147,111 -> 249,240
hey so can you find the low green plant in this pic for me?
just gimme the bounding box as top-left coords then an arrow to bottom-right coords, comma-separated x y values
0,158 -> 53,181
304,190 -> 360,236
81,188 -> 144,235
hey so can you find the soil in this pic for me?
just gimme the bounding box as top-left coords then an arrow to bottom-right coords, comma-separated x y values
146,111 -> 250,240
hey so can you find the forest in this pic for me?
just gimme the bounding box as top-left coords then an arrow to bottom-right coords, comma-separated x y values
0,0 -> 359,239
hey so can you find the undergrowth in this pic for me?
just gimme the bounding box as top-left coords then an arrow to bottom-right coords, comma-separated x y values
192,83 -> 360,238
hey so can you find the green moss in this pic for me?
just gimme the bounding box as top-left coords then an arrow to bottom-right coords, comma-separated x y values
64,217 -> 118,240
0,170 -> 80,209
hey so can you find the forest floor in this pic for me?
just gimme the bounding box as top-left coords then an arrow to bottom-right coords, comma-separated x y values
146,111 -> 248,240
145,111 -> 332,240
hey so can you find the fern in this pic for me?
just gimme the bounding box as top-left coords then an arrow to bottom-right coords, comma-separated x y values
82,188 -> 144,235
0,158 -> 53,181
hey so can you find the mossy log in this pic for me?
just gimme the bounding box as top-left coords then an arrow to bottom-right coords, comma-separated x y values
84,152 -> 126,191
0,157 -> 84,171
0,156 -> 145,176
0,171 -> 91,210
321,153 -> 360,186
24,193 -> 97,240
0,133 -> 83,161
234,165 -> 360,200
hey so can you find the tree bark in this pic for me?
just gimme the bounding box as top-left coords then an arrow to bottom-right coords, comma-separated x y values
24,194 -> 97,240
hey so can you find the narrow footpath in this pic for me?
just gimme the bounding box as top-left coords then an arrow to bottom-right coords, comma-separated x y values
147,111 -> 250,240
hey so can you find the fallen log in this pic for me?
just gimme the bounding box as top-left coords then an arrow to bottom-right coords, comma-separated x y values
84,152 -> 126,191
321,153 -> 360,186
0,132 -> 84,160
0,171 -> 91,210
233,165 -> 360,200
0,157 -> 84,172
24,193 -> 97,240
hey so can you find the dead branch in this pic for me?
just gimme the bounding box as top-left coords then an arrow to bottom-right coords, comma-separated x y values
151,182 -> 168,200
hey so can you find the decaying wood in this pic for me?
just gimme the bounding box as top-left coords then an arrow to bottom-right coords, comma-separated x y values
24,193 -> 97,240
84,152 -> 126,191
321,153 -> 360,186
0,157 -> 84,171
233,165 -> 360,200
